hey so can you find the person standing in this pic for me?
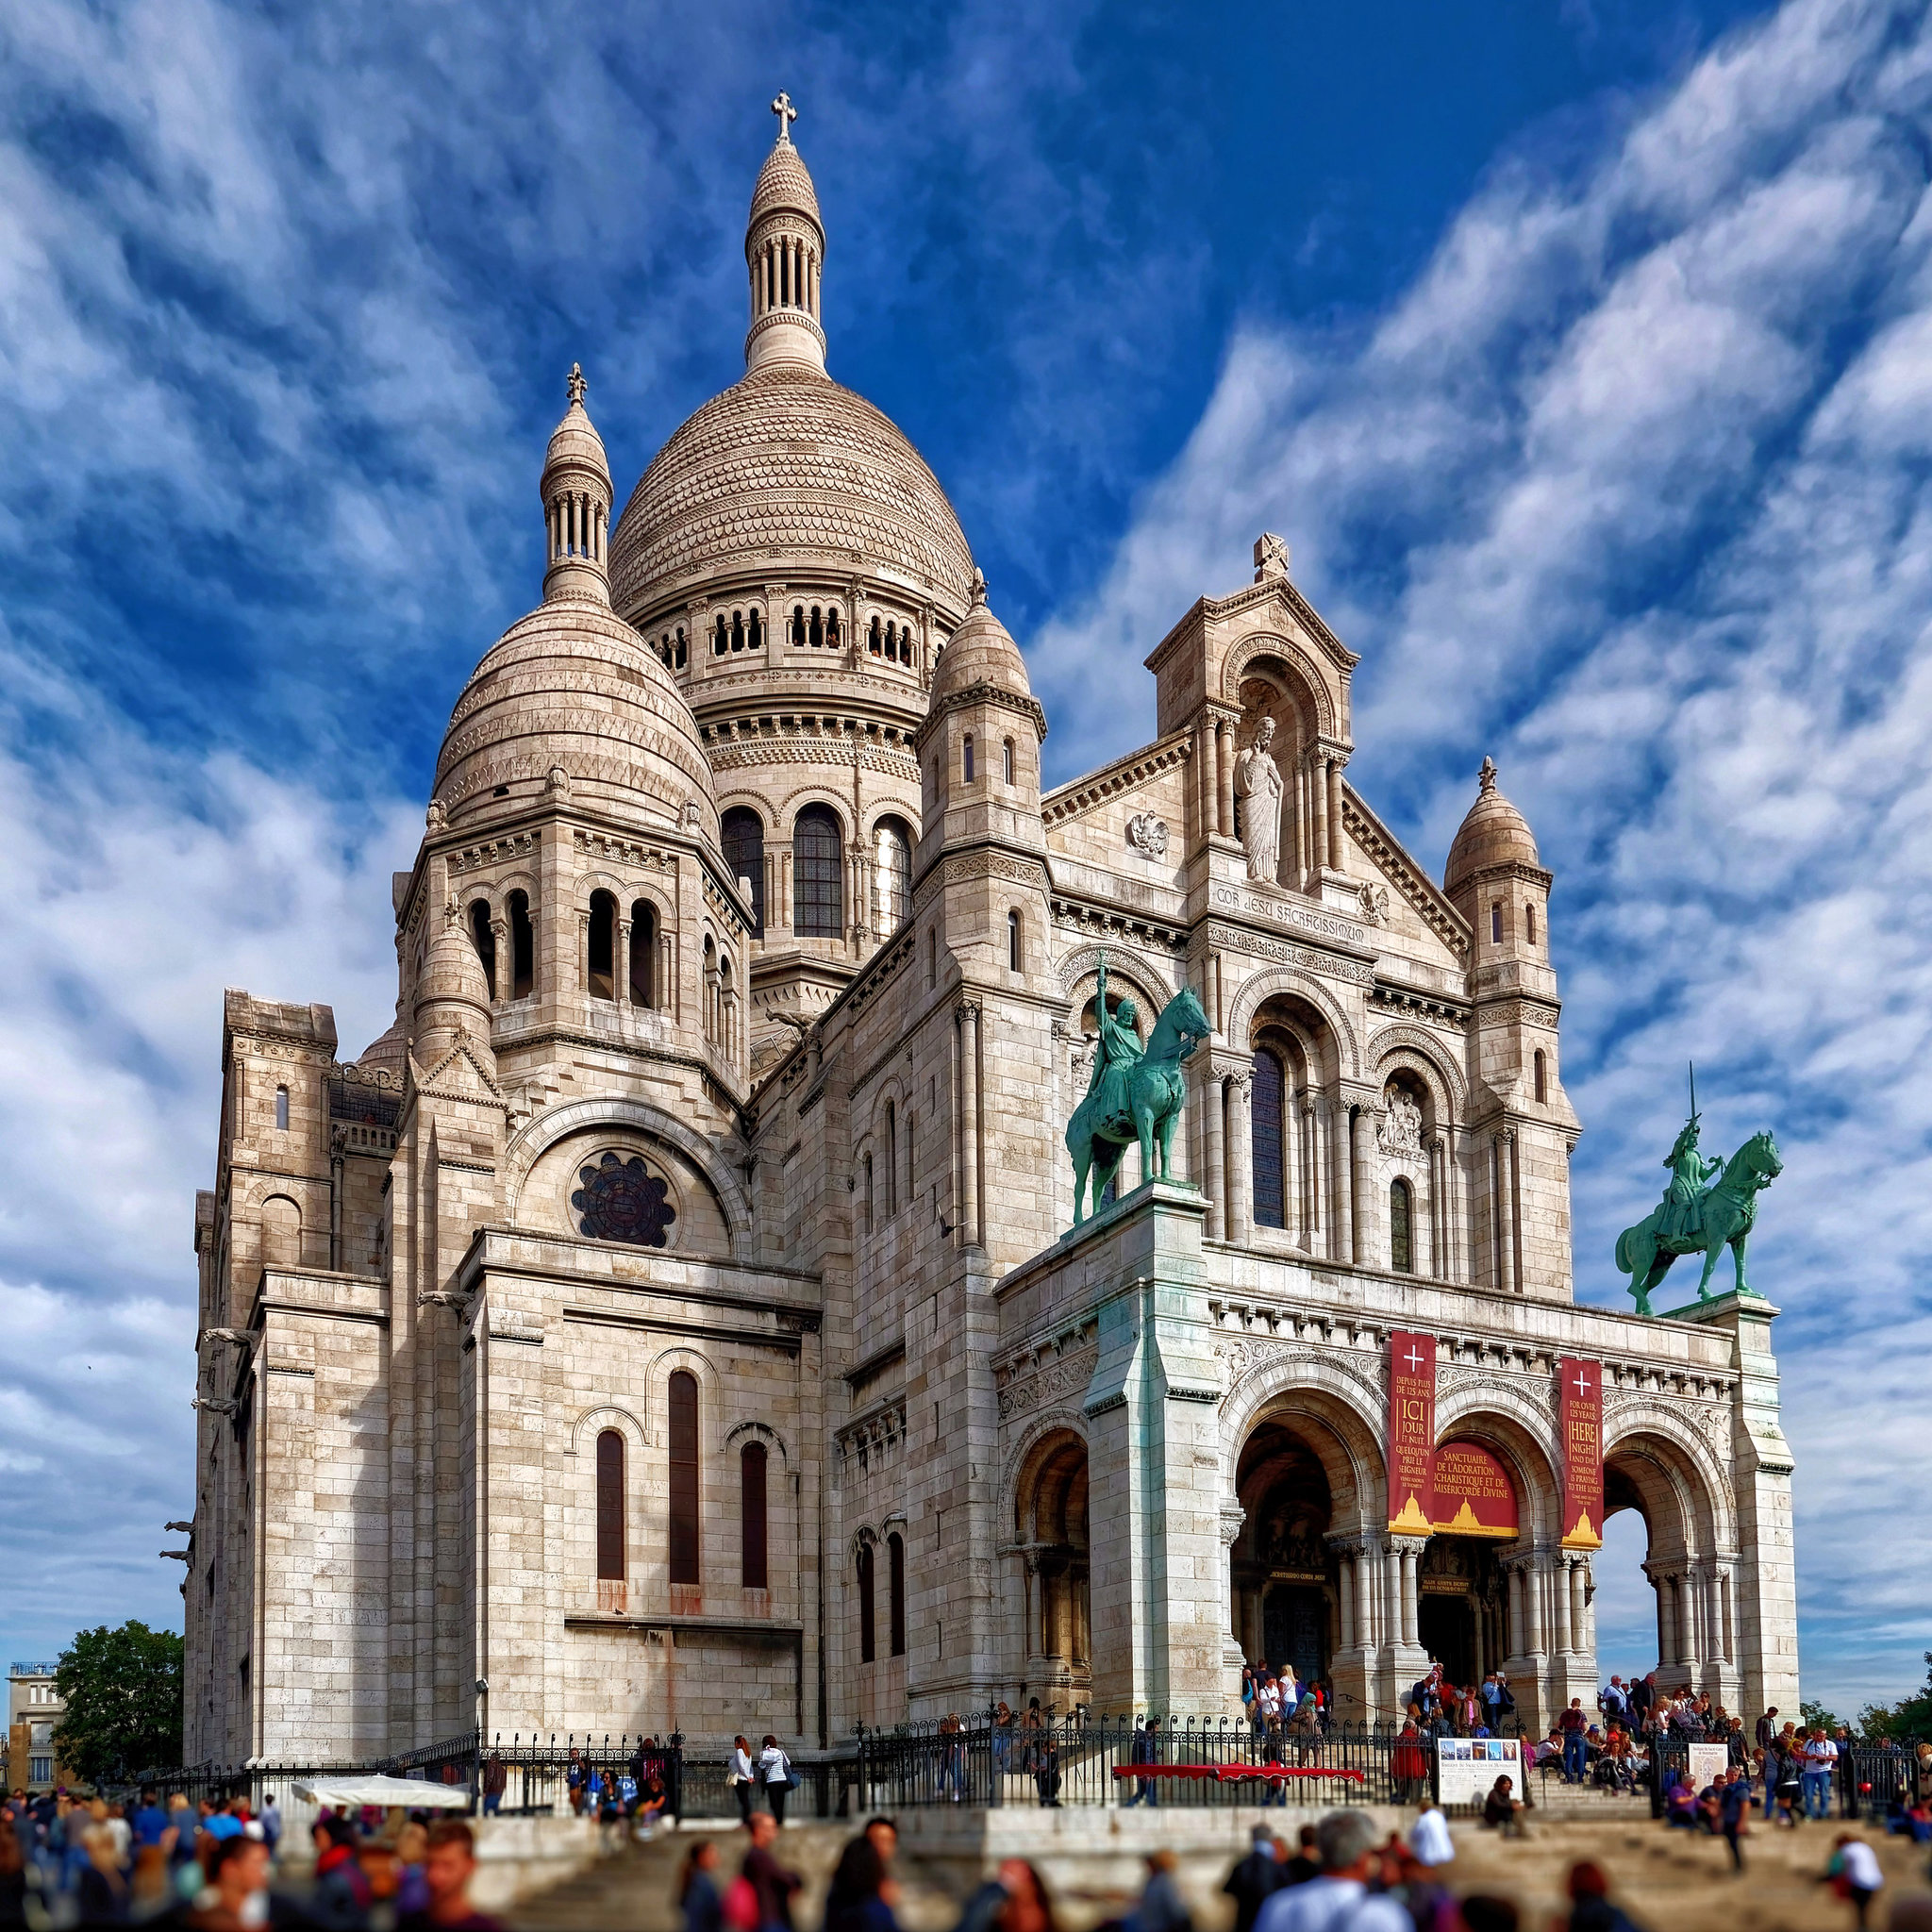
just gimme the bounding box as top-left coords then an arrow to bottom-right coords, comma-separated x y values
1252,1811 -> 1408,1932
1803,1728 -> 1840,1822
1124,1717 -> 1160,1808
481,1752 -> 508,1818
680,1840 -> 724,1932
1559,1700 -> 1590,1785
728,1738 -> 758,1827
399,1819 -> 503,1932
758,1737 -> 794,1830
1223,1827 -> 1283,1932
741,1812 -> 801,1932
1826,1834 -> 1883,1929
1719,1769 -> 1750,1872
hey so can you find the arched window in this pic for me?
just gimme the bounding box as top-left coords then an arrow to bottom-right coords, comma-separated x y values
857,1542 -> 876,1664
261,1194 -> 300,1266
809,605 -> 824,648
1004,738 -> 1016,784
588,891 -> 617,1000
722,808 -> 766,937
863,1152 -> 874,1230
889,1531 -> 907,1657
825,607 -> 841,648
713,614 -> 728,656
925,928 -> 936,990
668,1370 -> 700,1587
748,608 -> 762,650
1251,1049 -> 1286,1229
1534,1049 -> 1547,1104
275,1085 -> 290,1133
741,1441 -> 768,1590
793,806 -> 843,938
675,625 -> 687,669
1525,901 -> 1538,944
869,615 -> 883,656
874,817 -> 911,932
791,605 -> 806,646
1390,1178 -> 1414,1274
1491,902 -> 1504,945
508,891 -> 535,998
731,609 -> 745,651
962,733 -> 975,783
470,902 -> 497,1001
1008,909 -> 1022,972
629,901 -> 656,1007
596,1429 -> 625,1581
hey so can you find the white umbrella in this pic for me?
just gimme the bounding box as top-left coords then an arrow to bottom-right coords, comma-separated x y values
291,1774 -> 474,1810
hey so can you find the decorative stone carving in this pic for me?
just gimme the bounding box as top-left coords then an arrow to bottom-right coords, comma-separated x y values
1126,813 -> 1171,861
996,1345 -> 1100,1421
1357,882 -> 1390,924
1253,532 -> 1291,581
1379,1086 -> 1424,1156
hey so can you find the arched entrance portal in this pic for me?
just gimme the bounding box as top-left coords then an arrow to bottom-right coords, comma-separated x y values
1234,1422 -> 1337,1688
1416,1539 -> 1509,1690
1015,1431 -> 1091,1706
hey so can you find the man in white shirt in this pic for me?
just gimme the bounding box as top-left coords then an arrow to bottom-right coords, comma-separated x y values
1801,1728 -> 1839,1819
1253,1810 -> 1409,1932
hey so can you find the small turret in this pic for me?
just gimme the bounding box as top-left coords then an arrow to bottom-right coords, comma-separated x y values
1445,756 -> 1551,978
744,92 -> 828,376
541,363 -> 614,604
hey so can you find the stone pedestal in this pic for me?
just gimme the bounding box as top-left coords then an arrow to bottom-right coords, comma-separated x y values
1672,1291 -> 1799,1720
1075,1181 -> 1229,1718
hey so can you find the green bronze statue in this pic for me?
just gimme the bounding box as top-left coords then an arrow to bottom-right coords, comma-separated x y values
1066,953 -> 1210,1226
1614,1079 -> 1783,1314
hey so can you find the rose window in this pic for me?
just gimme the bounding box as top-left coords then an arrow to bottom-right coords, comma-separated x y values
572,1153 -> 677,1248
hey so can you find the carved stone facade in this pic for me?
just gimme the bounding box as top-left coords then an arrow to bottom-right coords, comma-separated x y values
183,115 -> 1798,1763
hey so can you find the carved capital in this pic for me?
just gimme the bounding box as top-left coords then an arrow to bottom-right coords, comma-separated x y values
1219,1504 -> 1247,1548
955,1000 -> 981,1027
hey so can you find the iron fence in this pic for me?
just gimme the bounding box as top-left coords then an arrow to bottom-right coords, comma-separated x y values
853,1715 -> 1432,1810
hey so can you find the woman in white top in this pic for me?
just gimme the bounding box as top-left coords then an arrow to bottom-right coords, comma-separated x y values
758,1733 -> 794,1826
727,1734 -> 757,1826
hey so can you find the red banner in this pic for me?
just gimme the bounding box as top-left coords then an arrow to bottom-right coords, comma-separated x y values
1387,1331 -> 1437,1534
1431,1440 -> 1520,1540
1559,1357 -> 1604,1548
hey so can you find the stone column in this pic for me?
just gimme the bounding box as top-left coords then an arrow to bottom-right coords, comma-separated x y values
956,1002 -> 981,1248
1203,1060 -> 1225,1241
1571,1558 -> 1590,1654
616,918 -> 631,1008
1399,1542 -> 1421,1648
1355,1104 -> 1384,1269
1219,1505 -> 1248,1703
1334,1104 -> 1357,1263
1229,1073 -> 1254,1243
1301,1096 -> 1322,1250
1216,718 -> 1235,839
1326,758 -> 1345,872
490,919 -> 508,1008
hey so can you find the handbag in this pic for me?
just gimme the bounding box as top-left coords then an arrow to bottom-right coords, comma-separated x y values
724,1877 -> 759,1931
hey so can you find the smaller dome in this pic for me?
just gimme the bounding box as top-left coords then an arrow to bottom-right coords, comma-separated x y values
932,571 -> 1030,701
749,142 -> 823,234
1444,757 -> 1541,895
416,905 -> 491,1020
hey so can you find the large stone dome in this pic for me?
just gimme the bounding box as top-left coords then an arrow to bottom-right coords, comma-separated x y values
434,594 -> 717,837
608,366 -> 976,617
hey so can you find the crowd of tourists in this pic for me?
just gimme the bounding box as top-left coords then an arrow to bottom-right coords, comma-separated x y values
0,1785 -> 500,1929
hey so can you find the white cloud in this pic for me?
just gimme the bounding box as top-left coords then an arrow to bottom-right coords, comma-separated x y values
1032,0 -> 1932,1709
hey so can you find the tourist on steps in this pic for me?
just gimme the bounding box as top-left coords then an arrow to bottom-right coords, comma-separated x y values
680,1839 -> 724,1932
728,1737 -> 757,1826
1223,1825 -> 1285,1932
758,1736 -> 795,1828
955,1858 -> 1057,1932
1251,1810 -> 1407,1932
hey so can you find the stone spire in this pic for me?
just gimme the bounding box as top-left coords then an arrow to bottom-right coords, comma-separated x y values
541,362 -> 614,605
744,95 -> 828,376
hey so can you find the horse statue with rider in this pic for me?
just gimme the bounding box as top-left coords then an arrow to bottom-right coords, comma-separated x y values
1614,1068 -> 1783,1315
1065,952 -> 1211,1226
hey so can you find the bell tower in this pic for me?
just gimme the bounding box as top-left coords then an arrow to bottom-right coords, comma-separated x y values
744,92 -> 828,376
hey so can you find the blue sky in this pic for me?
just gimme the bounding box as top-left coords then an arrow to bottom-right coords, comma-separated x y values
2,0 -> 1926,1719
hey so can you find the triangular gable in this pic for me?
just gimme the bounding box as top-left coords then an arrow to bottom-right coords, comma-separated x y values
1041,730 -> 1191,839
408,1039 -> 508,1108
1341,784 -> 1471,961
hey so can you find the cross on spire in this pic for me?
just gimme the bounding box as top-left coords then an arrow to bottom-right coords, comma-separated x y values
771,91 -> 796,145
566,362 -> 586,408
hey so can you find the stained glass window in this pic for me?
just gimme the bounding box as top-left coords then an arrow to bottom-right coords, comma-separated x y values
572,1153 -> 677,1248
1391,1178 -> 1414,1274
1252,1049 -> 1286,1229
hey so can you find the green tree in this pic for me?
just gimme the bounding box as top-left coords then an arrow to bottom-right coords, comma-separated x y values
52,1622 -> 184,1785
1799,1697 -> 1846,1735
1857,1652 -> 1932,1741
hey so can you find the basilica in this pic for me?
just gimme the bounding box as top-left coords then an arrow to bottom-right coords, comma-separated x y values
182,104 -> 1799,1764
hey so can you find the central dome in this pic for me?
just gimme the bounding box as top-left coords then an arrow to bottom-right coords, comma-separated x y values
608,366 -> 975,618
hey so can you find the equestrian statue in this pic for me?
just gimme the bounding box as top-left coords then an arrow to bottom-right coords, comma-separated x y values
1613,1069 -> 1783,1314
1066,953 -> 1211,1227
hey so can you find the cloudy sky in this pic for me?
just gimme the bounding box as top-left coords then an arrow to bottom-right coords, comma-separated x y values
2,0 -> 1926,1716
